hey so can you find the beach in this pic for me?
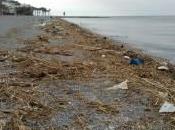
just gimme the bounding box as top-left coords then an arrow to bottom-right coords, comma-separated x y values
65,16 -> 175,64
0,16 -> 175,129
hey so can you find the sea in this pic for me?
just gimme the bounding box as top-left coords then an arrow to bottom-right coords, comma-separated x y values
65,16 -> 175,64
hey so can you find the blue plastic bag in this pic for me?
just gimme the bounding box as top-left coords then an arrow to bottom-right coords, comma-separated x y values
130,58 -> 144,65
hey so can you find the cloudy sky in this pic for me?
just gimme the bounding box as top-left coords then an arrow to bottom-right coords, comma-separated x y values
17,0 -> 175,16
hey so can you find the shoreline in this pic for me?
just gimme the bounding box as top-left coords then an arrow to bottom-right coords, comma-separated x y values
58,16 -> 111,18
0,17 -> 175,129
63,18 -> 173,65
64,17 -> 175,65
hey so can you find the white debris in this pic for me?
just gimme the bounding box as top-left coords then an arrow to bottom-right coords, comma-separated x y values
159,102 -> 175,113
124,56 -> 131,60
89,61 -> 95,65
101,55 -> 106,58
107,80 -> 128,90
38,23 -> 46,27
158,66 -> 169,71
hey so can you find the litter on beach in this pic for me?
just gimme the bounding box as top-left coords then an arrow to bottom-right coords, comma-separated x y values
130,58 -> 144,65
124,56 -> 131,60
0,15 -> 175,129
38,22 -> 46,27
106,80 -> 128,90
158,66 -> 169,71
159,102 -> 175,113
101,54 -> 106,58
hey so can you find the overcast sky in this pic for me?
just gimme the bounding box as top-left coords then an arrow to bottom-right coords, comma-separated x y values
17,0 -> 175,16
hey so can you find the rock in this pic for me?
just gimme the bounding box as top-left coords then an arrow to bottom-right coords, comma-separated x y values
103,37 -> 107,40
106,80 -> 128,90
0,55 -> 8,62
159,102 -> 175,113
158,66 -> 169,71
121,44 -> 124,48
38,35 -> 49,42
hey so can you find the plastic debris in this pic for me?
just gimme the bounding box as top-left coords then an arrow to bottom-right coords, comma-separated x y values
130,58 -> 144,65
39,22 -> 46,27
124,56 -> 131,60
159,102 -> 175,113
107,80 -> 128,90
101,55 -> 106,58
158,66 -> 169,71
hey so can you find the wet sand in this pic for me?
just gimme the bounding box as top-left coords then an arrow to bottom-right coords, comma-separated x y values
0,17 -> 175,129
0,16 -> 44,51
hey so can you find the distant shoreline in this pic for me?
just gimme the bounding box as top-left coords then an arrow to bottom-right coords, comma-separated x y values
58,16 -> 111,18
56,15 -> 175,18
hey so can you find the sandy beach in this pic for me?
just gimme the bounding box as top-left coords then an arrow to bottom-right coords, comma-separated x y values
0,16 -> 175,129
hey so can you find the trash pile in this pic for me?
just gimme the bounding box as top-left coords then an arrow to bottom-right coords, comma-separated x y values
106,80 -> 128,90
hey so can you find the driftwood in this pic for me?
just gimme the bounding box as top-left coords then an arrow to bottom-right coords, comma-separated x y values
74,44 -> 122,54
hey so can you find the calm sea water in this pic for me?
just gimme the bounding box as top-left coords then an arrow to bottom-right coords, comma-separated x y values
65,16 -> 175,63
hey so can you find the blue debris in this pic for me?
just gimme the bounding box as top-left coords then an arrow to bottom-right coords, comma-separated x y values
130,58 -> 144,65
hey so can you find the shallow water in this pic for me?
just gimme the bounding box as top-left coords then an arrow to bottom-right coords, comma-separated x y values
65,16 -> 175,64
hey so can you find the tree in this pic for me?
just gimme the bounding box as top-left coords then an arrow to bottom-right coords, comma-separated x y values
16,6 -> 34,15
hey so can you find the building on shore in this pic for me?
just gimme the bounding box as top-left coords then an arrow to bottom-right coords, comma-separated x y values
0,0 -> 3,15
16,4 -> 34,15
1,0 -> 20,15
0,0 -> 50,16
33,7 -> 51,16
